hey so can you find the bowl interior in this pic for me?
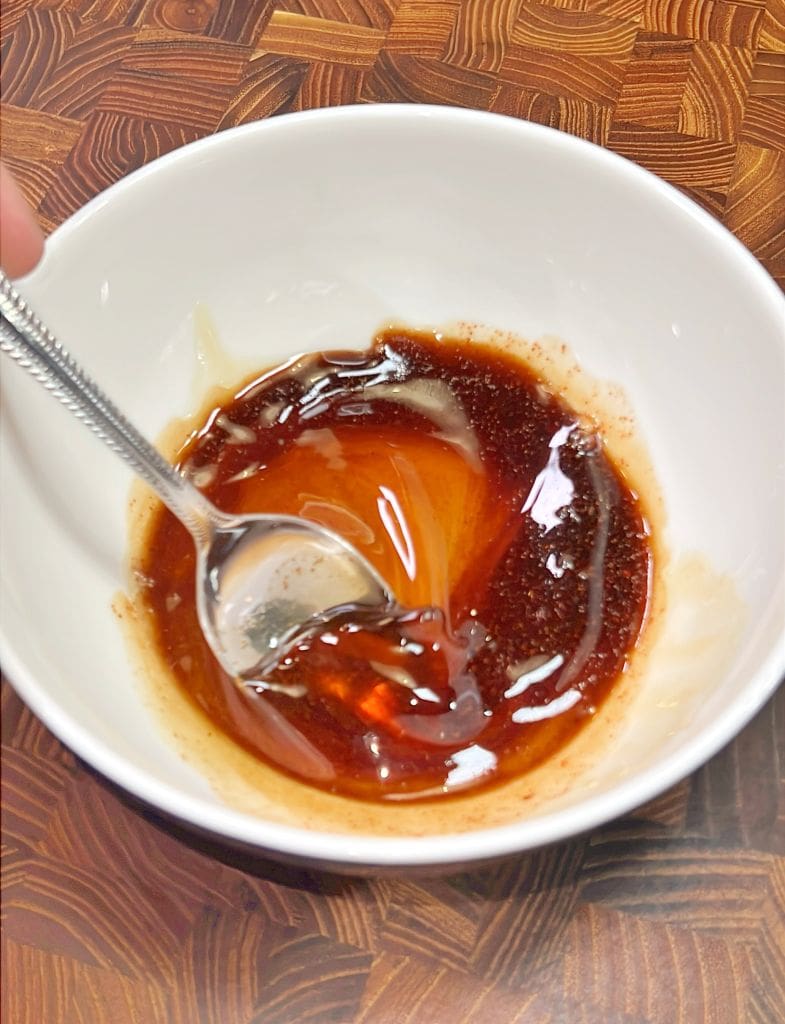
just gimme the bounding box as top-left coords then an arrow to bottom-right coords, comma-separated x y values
2,106 -> 783,868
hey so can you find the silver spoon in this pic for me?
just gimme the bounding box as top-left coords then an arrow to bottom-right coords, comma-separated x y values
0,272 -> 395,681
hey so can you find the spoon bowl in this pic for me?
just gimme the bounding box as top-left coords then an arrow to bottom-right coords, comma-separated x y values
198,511 -> 393,679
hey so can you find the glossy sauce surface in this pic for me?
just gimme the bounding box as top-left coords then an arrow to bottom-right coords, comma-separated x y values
138,331 -> 651,801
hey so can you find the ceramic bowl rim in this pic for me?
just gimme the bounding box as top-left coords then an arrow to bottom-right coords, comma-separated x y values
2,104 -> 784,869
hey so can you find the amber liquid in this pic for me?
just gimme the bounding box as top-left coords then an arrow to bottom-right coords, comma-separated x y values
139,331 -> 651,801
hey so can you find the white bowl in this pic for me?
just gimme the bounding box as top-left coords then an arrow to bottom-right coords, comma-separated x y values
2,106 -> 783,872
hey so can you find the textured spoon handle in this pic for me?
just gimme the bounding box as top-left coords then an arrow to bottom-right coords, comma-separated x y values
0,271 -> 214,539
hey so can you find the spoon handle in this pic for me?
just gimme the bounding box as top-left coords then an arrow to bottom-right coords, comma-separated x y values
0,271 -> 214,540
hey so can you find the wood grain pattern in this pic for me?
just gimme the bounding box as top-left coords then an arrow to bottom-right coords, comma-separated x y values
677,40 -> 755,140
561,903 -> 754,1024
606,124 -> 739,186
260,10 -> 386,64
1,1 -> 784,1020
499,41 -> 629,102
444,0 -> 521,72
31,23 -> 138,120
491,82 -> 612,142
512,3 -> 640,58
0,8 -> 80,107
385,0 -> 461,56
138,0 -> 219,34
362,48 -> 497,104
124,26 -> 253,83
1,682 -> 783,1021
613,33 -> 694,128
639,0 -> 764,47
0,103 -> 83,209
292,59 -> 366,107
759,0 -> 785,50
216,52 -> 309,128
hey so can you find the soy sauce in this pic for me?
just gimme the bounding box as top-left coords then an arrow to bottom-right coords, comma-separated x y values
138,331 -> 651,801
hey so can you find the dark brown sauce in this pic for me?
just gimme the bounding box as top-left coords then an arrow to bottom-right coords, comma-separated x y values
138,330 -> 651,801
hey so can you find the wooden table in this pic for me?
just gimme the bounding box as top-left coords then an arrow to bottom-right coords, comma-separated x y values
2,3 -> 784,1021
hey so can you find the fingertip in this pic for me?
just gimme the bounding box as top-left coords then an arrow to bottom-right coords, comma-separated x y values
0,163 -> 46,278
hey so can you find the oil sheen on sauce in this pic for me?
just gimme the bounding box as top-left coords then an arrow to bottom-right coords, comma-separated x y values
138,330 -> 652,802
